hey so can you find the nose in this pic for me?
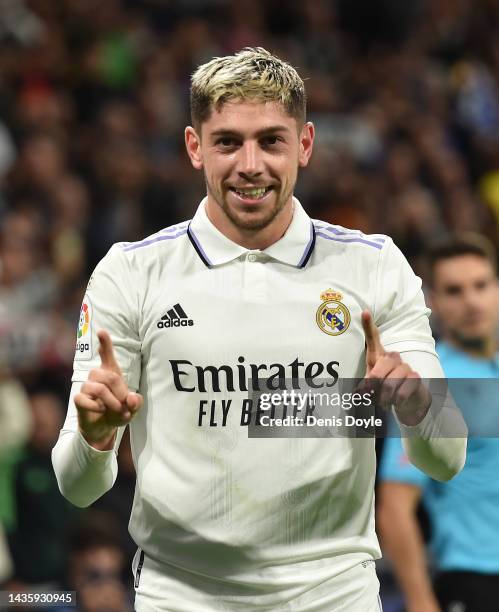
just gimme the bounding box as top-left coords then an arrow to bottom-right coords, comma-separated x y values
237,141 -> 263,179
463,287 -> 484,313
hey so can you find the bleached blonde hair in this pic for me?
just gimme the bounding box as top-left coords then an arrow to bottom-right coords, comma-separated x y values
190,47 -> 306,130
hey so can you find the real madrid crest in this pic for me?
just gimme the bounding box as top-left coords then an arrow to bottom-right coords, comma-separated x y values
316,288 -> 351,336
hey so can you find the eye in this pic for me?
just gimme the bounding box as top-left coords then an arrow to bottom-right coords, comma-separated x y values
215,137 -> 239,148
444,285 -> 462,296
261,135 -> 282,147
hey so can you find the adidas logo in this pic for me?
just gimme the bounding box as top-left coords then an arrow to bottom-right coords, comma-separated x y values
157,303 -> 194,329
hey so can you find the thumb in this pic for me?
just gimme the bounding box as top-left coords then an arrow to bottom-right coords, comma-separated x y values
98,330 -> 122,375
126,392 -> 143,412
361,310 -> 385,372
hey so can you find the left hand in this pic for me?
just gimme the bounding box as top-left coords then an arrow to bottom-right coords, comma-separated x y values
361,310 -> 431,425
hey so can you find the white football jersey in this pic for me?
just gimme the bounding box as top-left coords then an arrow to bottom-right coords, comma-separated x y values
58,197 -> 439,609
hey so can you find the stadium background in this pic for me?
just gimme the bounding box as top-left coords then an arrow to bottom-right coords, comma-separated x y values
0,0 -> 498,610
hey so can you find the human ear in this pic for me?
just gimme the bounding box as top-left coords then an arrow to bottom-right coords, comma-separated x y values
185,126 -> 203,170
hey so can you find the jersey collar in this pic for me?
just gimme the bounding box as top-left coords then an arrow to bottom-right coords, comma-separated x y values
187,196 -> 315,268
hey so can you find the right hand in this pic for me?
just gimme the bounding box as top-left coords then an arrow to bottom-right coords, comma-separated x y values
74,330 -> 143,450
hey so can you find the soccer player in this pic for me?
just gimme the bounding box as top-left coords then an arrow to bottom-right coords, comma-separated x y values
378,237 -> 499,612
52,48 -> 466,611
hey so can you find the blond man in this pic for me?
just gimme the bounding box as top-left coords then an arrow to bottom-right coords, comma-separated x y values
52,48 -> 466,611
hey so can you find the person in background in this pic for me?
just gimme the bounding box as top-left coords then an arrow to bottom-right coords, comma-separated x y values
7,389 -> 79,586
0,373 -> 32,584
378,235 -> 499,612
60,510 -> 133,612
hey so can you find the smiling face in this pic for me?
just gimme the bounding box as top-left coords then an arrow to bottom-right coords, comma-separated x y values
185,100 -> 314,248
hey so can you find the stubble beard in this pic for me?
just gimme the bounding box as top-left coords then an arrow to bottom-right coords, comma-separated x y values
206,179 -> 295,232
450,329 -> 489,352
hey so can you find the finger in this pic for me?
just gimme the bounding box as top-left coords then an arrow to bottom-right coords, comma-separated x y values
88,368 -> 128,403
98,330 -> 122,374
74,392 -> 106,414
356,375 -> 381,398
394,373 -> 422,408
394,371 -> 431,414
367,352 -> 403,380
126,392 -> 143,412
378,363 -> 412,406
81,381 -> 123,413
106,410 -> 135,426
361,311 -> 385,369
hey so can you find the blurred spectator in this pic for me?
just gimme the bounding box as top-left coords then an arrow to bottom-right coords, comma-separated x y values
0,375 -> 32,583
0,208 -> 68,376
61,510 -> 133,612
7,389 -> 79,585
49,174 -> 90,286
378,236 -> 499,612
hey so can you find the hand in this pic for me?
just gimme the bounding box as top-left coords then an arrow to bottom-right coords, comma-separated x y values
74,330 -> 143,450
361,310 -> 431,426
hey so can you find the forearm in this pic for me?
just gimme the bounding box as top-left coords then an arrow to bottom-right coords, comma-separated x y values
397,408 -> 467,481
52,429 -> 118,507
397,351 -> 467,481
51,382 -> 121,507
378,494 -> 438,609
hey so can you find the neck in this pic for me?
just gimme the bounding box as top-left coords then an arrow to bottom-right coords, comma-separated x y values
205,195 -> 294,250
446,333 -> 497,359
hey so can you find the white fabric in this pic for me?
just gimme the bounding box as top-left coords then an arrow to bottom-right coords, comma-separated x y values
396,351 -> 467,481
133,550 -> 382,611
52,198 -> 465,610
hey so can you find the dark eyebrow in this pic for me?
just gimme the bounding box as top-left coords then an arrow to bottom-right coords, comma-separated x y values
209,126 -> 290,139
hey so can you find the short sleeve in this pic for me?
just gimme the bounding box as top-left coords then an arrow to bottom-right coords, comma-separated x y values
374,237 -> 436,355
72,244 -> 141,390
378,433 -> 430,488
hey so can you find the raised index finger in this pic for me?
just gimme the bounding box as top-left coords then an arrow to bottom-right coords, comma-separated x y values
98,330 -> 122,375
361,310 -> 385,361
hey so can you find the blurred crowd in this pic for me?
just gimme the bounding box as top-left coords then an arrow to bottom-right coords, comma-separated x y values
0,0 -> 498,610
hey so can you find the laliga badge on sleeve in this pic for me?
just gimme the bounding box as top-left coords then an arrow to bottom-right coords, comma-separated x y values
75,294 -> 93,360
